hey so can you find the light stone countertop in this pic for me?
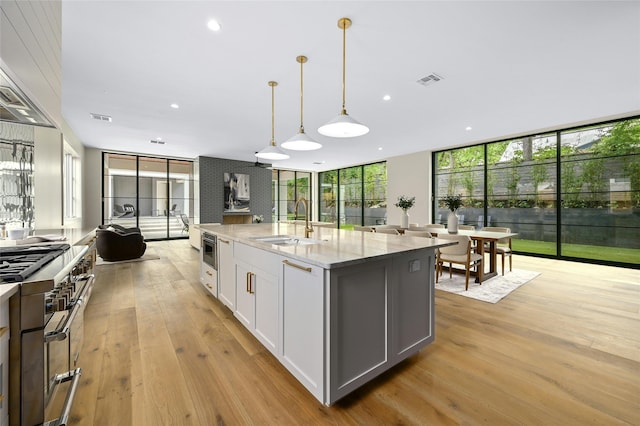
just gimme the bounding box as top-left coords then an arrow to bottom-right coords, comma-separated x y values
199,223 -> 455,269
0,283 -> 19,302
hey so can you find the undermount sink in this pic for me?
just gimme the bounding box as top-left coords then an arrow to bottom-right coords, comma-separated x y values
252,235 -> 324,247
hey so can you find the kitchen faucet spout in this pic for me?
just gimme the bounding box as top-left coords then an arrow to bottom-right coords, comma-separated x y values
294,197 -> 313,238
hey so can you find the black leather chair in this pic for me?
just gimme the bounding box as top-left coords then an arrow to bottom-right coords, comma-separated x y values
96,227 -> 146,261
98,224 -> 141,233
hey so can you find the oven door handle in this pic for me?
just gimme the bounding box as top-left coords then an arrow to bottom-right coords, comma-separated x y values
44,368 -> 82,426
44,294 -> 84,343
44,274 -> 94,343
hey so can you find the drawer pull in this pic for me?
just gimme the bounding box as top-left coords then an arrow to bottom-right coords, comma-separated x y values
283,260 -> 312,272
0,326 -> 8,338
220,238 -> 230,244
206,270 -> 213,276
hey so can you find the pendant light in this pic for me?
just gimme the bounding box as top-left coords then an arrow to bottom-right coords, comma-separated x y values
256,81 -> 290,161
282,56 -> 322,151
318,17 -> 369,138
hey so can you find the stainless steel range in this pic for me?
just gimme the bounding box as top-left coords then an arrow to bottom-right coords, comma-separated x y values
1,242 -> 94,426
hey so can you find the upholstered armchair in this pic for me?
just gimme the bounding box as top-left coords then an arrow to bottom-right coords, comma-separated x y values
436,234 -> 483,290
96,227 -> 146,261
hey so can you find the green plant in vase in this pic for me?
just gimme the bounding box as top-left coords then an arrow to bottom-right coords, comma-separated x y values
442,194 -> 462,233
395,195 -> 415,228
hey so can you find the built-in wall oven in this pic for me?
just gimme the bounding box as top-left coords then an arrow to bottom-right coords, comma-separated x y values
200,233 -> 218,297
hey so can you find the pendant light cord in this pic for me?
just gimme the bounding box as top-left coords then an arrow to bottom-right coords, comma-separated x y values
269,81 -> 277,146
299,57 -> 305,132
341,21 -> 347,114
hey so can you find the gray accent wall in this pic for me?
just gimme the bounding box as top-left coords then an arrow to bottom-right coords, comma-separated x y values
198,156 -> 272,223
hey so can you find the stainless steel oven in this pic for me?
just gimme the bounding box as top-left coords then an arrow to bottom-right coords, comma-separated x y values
6,244 -> 93,426
200,233 -> 218,297
202,233 -> 217,271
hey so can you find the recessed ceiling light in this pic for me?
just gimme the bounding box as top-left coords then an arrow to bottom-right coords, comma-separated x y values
170,103 -> 179,109
378,147 -> 383,151
207,19 -> 221,31
383,95 -> 391,101
465,126 -> 472,131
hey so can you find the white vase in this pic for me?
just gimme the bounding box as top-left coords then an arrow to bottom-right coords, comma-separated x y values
447,211 -> 459,234
401,211 -> 409,229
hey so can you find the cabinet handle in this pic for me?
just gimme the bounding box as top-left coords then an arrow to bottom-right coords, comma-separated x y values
283,260 -> 312,272
206,284 -> 212,289
0,326 -> 8,338
246,272 -> 250,293
206,270 -> 213,276
220,238 -> 230,244
249,272 -> 255,294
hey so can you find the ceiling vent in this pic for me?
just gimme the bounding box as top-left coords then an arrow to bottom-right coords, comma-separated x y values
90,112 -> 112,122
150,139 -> 165,145
417,73 -> 444,87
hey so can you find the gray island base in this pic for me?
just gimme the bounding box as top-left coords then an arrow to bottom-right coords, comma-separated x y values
199,223 -> 454,405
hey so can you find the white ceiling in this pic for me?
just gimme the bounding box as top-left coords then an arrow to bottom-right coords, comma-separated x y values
61,1 -> 640,171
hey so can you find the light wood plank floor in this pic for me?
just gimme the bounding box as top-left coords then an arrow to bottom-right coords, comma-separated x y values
70,240 -> 640,425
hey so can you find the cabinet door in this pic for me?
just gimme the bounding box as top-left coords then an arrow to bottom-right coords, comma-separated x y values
391,250 -> 435,361
234,262 -> 254,329
253,268 -> 278,355
217,238 -> 235,309
281,258 -> 324,401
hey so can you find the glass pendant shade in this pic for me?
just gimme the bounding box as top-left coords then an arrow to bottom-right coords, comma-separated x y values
255,81 -> 289,161
318,17 -> 369,139
282,55 -> 322,151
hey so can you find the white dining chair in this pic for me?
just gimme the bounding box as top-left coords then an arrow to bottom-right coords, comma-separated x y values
435,234 -> 483,290
375,228 -> 400,235
481,226 -> 512,275
403,230 -> 432,238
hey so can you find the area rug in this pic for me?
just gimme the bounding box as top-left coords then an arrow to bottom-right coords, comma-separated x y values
435,269 -> 540,303
95,253 -> 160,266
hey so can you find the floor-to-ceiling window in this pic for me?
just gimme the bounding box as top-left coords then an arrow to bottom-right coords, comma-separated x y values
103,153 -> 195,240
271,169 -> 311,222
434,145 -> 485,227
433,116 -> 639,268
318,162 -> 387,228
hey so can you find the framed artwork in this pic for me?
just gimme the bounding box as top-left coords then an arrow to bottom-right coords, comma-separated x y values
224,172 -> 250,212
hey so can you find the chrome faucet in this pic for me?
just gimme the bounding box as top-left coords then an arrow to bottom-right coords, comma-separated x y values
294,197 -> 313,238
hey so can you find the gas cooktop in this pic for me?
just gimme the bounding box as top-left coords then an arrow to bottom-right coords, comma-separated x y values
0,244 -> 71,283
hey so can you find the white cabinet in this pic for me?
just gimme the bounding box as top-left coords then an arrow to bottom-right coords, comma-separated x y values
217,237 -> 235,309
200,262 -> 217,297
281,259 -> 324,401
188,223 -> 200,249
234,243 -> 280,355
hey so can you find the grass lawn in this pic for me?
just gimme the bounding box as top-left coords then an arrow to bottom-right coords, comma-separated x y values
514,239 -> 640,264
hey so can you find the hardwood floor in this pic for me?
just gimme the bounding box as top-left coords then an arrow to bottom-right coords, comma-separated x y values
70,240 -> 640,425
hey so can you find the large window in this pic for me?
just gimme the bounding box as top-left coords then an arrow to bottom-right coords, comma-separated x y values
103,153 -> 195,240
433,116 -> 640,268
272,170 -> 311,222
318,162 -> 387,228
63,142 -> 81,220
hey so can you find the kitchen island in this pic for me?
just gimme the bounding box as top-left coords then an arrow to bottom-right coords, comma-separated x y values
199,223 -> 453,405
